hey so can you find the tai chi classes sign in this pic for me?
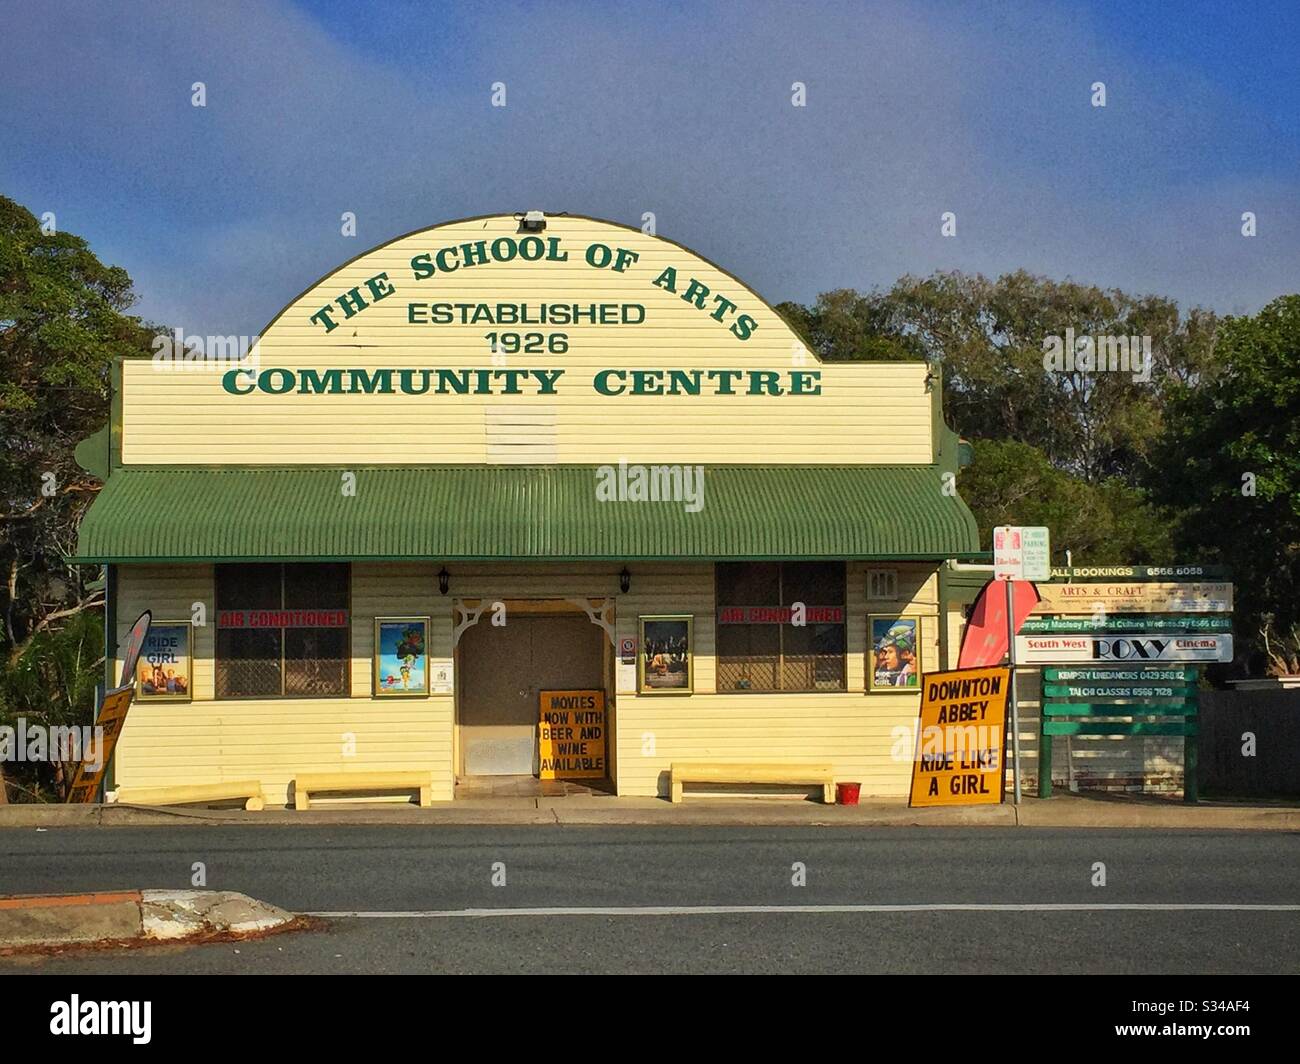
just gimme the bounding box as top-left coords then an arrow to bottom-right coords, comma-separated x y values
1014,634 -> 1233,663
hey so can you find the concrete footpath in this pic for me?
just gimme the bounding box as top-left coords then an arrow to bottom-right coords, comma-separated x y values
1,793 -> 1298,830
0,890 -> 296,952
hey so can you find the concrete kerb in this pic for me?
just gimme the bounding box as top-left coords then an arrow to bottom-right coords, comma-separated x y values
0,889 -> 296,952
1,795 -> 1297,829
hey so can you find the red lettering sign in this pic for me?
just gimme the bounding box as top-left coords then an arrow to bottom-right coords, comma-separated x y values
217,609 -> 349,628
716,606 -> 844,624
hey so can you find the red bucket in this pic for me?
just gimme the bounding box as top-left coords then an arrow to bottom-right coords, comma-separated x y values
836,782 -> 861,805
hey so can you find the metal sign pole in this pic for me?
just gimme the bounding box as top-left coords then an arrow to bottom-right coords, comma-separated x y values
1006,577 -> 1022,805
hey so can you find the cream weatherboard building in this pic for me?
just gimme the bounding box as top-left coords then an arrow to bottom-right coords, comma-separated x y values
72,213 -> 983,806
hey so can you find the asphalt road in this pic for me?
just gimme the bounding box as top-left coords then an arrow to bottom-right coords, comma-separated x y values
2,826 -> 1298,973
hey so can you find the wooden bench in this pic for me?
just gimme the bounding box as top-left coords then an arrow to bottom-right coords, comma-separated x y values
115,781 -> 266,811
293,772 -> 433,810
670,762 -> 836,804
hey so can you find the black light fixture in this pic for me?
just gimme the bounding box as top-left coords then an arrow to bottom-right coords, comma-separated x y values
619,567 -> 631,594
438,567 -> 450,595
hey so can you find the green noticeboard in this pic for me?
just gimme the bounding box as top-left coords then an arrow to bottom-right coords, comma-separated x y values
1039,664 -> 1200,804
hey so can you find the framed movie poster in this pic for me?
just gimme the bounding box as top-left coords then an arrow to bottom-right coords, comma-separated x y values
136,621 -> 192,701
868,614 -> 922,693
638,615 -> 693,695
374,617 -> 430,697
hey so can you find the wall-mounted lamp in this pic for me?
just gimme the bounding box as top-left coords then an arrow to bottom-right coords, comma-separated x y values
619,567 -> 631,594
438,567 -> 450,595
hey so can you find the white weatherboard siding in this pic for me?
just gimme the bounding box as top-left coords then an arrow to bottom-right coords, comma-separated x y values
109,562 -> 948,803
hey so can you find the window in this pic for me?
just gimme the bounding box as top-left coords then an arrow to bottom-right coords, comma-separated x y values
716,561 -> 846,691
215,563 -> 350,698
867,568 -> 899,600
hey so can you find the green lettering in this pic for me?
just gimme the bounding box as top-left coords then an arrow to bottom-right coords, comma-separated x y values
436,370 -> 471,394
365,272 -> 396,303
682,278 -> 710,309
222,369 -> 256,395
706,369 -> 743,394
790,370 -> 822,395
347,368 -> 394,394
336,287 -> 368,319
309,306 -> 339,333
259,368 -> 296,394
631,370 -> 664,395
710,293 -> 737,322
667,370 -> 701,395
532,368 -> 565,394
652,266 -> 678,292
730,313 -> 758,341
299,369 -> 345,394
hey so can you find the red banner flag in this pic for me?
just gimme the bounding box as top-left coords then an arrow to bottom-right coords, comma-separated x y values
957,579 -> 1041,669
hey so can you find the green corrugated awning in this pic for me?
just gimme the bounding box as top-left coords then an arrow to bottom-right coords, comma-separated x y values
71,466 -> 980,562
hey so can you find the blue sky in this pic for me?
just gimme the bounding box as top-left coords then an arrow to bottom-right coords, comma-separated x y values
2,0 -> 1296,336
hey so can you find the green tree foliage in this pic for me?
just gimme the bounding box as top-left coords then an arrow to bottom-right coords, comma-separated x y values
0,195 -> 155,798
882,271 -> 1216,483
775,289 -> 926,362
1153,295 -> 1300,666
958,439 -> 1173,563
0,611 -> 104,800
783,274 -> 1220,481
780,272 -> 1217,553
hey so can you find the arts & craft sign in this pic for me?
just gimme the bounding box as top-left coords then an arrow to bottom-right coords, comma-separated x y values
1033,582 -> 1233,615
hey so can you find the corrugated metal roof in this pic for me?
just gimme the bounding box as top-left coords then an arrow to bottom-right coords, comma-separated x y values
72,466 -> 980,562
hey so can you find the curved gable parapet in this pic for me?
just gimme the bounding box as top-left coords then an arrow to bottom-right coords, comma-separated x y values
122,213 -> 934,466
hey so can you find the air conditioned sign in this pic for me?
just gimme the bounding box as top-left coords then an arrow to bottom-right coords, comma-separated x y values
1014,634 -> 1233,663
216,610 -> 349,628
717,606 -> 845,624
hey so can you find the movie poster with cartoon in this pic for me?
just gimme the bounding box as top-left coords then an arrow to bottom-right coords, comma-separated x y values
374,617 -> 430,696
136,622 -> 192,701
868,615 -> 921,692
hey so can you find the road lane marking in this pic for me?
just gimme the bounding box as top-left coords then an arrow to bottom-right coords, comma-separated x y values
307,903 -> 1300,918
